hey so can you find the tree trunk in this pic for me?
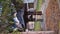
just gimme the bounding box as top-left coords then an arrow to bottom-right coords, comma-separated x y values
46,0 -> 59,34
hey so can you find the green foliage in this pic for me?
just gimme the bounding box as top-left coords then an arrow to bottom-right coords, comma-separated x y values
0,0 -> 4,2
34,21 -> 41,31
2,0 -> 11,16
0,0 -> 24,33
0,0 -> 14,33
36,0 -> 42,11
16,0 -> 23,3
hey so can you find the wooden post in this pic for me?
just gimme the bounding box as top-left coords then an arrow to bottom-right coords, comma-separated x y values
46,0 -> 59,34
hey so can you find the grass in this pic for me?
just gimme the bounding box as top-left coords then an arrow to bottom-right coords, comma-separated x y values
34,21 -> 41,31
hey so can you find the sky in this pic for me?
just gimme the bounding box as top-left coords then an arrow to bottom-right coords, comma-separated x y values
23,0 -> 34,3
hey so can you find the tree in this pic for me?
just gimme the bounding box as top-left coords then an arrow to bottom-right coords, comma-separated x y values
0,0 -> 24,33
46,0 -> 59,34
11,0 -> 24,11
